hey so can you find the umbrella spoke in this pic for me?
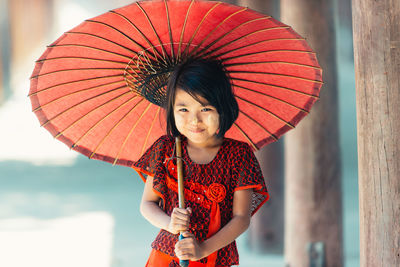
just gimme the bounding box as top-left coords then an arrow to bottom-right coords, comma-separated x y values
141,106 -> 161,156
229,70 -> 323,83
209,38 -> 307,59
225,60 -> 321,71
31,67 -> 126,79
199,26 -> 290,59
236,95 -> 295,128
33,80 -> 125,112
66,31 -> 142,57
136,2 -> 171,65
164,0 -> 175,62
113,102 -> 153,165
89,98 -> 145,159
187,6 -> 248,59
232,123 -> 257,150
231,77 -> 320,98
234,84 -> 309,113
222,51 -> 319,67
47,44 -> 132,60
29,74 -> 123,96
193,16 -> 271,59
84,19 -> 163,63
40,85 -> 129,127
182,1 -> 222,58
109,10 -> 168,67
56,90 -> 134,139
178,0 -> 195,61
36,56 -> 127,65
238,110 -> 278,141
72,95 -> 141,148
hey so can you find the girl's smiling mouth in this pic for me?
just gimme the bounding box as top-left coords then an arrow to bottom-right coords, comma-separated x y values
188,128 -> 205,133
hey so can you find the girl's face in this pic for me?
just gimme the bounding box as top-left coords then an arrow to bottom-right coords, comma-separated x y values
173,88 -> 220,147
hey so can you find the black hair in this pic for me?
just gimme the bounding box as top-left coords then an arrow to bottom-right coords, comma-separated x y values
164,59 -> 239,138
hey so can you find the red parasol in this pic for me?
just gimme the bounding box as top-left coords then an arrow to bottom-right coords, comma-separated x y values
29,0 -> 322,167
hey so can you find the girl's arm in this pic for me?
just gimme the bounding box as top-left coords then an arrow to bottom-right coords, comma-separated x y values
140,175 -> 191,234
174,188 -> 252,261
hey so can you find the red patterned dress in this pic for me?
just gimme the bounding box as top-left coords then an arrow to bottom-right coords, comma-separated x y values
132,135 -> 269,267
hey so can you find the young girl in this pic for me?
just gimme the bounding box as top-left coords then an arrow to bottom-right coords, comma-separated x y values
132,59 -> 269,267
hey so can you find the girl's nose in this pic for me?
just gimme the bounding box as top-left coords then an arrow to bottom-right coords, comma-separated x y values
190,114 -> 200,124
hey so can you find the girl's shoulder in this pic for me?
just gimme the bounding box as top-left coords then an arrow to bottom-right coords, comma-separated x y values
223,137 -> 253,152
151,135 -> 174,148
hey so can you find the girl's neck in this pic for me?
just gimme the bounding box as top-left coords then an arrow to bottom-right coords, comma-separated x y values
186,135 -> 223,149
185,136 -> 224,165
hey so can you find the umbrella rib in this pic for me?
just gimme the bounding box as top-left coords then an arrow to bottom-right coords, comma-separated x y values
56,90 -> 134,139
187,6 -> 248,59
182,1 -> 222,58
66,31 -> 141,56
113,102 -> 153,165
231,77 -> 319,98
33,80 -> 125,112
164,0 -> 175,62
238,110 -> 278,141
193,17 -> 272,58
36,56 -> 127,65
29,74 -> 123,96
108,10 -> 168,66
235,95 -> 295,129
229,70 -> 323,83
31,67 -> 126,79
141,106 -> 161,156
83,19 -> 161,61
232,123 -> 258,151
222,50 -> 319,66
200,26 -> 290,59
224,60 -> 322,70
72,95 -> 140,148
40,85 -> 128,127
178,0 -> 195,61
209,38 -> 307,59
234,84 -> 309,113
135,2 -> 170,64
89,98 -> 145,159
47,44 -> 132,60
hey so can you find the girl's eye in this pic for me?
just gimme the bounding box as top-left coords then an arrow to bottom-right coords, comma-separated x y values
201,107 -> 213,112
178,108 -> 188,112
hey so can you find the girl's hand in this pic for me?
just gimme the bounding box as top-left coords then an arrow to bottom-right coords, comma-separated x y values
167,207 -> 192,235
174,231 -> 206,261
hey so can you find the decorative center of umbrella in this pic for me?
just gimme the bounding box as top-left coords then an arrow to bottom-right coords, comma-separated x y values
124,43 -> 208,107
123,49 -> 173,107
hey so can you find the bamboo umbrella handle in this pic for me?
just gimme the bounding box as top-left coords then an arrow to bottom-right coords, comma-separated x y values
176,137 -> 185,209
175,137 -> 189,267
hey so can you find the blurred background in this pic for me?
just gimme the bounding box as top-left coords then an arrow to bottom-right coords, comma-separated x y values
0,0 -> 357,266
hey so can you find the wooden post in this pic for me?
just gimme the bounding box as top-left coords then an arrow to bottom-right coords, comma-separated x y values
237,0 -> 284,254
352,0 -> 400,266
251,139 -> 284,253
281,0 -> 343,266
0,0 -> 9,104
8,0 -> 53,67
222,0 -> 237,5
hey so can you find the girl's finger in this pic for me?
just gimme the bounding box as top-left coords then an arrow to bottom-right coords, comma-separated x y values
172,210 -> 191,221
175,246 -> 192,259
173,207 -> 191,215
181,231 -> 194,238
172,217 -> 190,225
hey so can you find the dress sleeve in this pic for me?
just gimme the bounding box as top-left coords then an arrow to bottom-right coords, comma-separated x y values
131,135 -> 169,180
131,135 -> 171,209
233,143 -> 270,215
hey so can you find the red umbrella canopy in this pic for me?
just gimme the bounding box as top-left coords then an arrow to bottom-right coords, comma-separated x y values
30,0 -> 322,167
